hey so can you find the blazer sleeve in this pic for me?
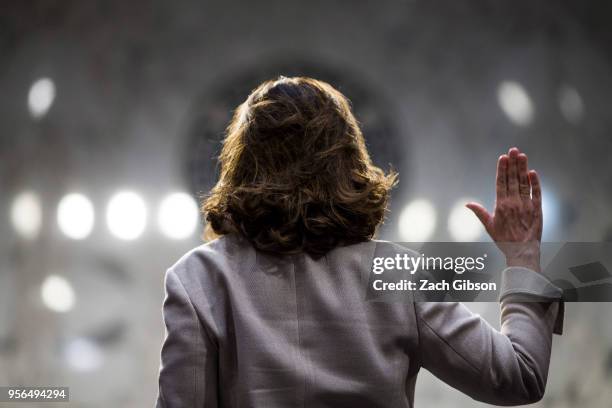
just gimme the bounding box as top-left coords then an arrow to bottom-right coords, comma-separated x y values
156,268 -> 218,408
414,266 -> 564,406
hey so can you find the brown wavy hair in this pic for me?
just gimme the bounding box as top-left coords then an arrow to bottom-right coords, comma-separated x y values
202,76 -> 397,256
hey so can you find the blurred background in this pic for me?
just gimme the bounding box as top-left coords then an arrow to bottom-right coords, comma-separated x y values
1,0 -> 612,406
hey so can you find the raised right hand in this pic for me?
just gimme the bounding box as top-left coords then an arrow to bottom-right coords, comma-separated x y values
465,147 -> 543,272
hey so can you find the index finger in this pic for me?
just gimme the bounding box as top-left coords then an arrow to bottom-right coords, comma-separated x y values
496,154 -> 508,199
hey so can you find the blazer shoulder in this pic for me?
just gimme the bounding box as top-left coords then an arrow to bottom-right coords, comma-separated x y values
370,239 -> 421,258
166,234 -> 254,283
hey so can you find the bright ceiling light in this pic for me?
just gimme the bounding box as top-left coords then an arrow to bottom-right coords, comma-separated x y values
158,192 -> 199,240
64,338 -> 103,372
41,275 -> 75,313
398,199 -> 437,242
497,80 -> 534,126
106,191 -> 147,240
57,193 -> 95,240
28,78 -> 56,119
448,198 -> 483,242
10,191 -> 42,240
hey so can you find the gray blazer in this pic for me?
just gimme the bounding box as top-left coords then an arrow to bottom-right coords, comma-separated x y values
156,234 -> 564,407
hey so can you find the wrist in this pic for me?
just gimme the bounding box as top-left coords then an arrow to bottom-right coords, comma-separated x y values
506,256 -> 541,272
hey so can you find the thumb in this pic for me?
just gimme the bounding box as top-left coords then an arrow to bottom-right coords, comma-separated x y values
465,202 -> 492,231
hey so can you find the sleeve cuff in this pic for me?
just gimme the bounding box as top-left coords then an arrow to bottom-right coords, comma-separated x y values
499,266 -> 565,335
499,266 -> 563,300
